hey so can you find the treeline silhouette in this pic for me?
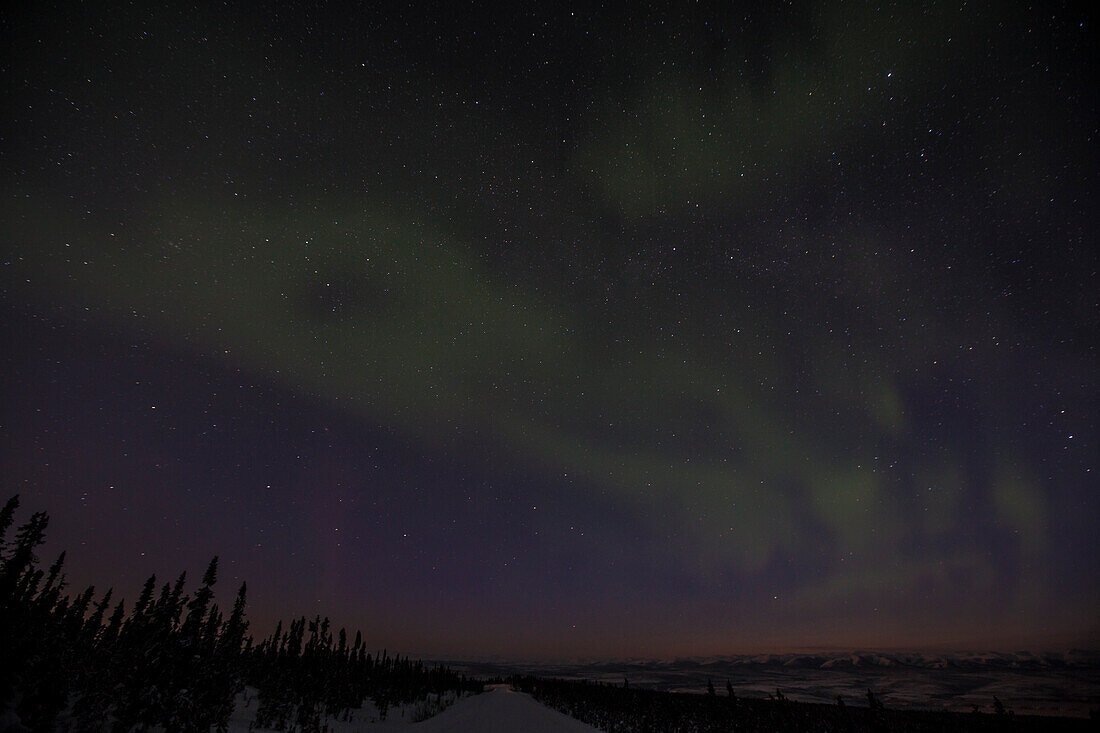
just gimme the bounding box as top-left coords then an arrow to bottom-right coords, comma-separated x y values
513,675 -> 1093,732
0,495 -> 481,731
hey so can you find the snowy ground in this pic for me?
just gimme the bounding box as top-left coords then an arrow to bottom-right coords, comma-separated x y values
229,685 -> 598,732
225,689 -> 450,731
406,685 -> 598,732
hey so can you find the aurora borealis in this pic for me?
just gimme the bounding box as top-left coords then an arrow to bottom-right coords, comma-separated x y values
2,2 -> 1096,659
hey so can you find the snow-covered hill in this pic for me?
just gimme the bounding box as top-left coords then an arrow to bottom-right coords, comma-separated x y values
444,651 -> 1100,718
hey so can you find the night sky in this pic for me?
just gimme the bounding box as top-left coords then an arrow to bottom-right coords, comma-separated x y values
2,2 -> 1096,660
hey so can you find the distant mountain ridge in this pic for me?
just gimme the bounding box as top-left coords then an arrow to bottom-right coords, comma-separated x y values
448,649 -> 1100,675
573,649 -> 1100,673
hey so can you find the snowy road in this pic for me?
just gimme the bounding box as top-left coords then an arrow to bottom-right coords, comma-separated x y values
408,685 -> 599,732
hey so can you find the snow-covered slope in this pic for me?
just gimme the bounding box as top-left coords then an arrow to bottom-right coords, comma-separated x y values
408,685 -> 599,732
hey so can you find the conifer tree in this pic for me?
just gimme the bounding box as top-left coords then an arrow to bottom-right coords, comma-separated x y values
103,597 -> 126,645
133,573 -> 156,620
0,494 -> 19,554
38,551 -> 66,605
0,510 -> 48,606
84,587 -> 112,642
220,582 -> 248,656
182,556 -> 218,645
